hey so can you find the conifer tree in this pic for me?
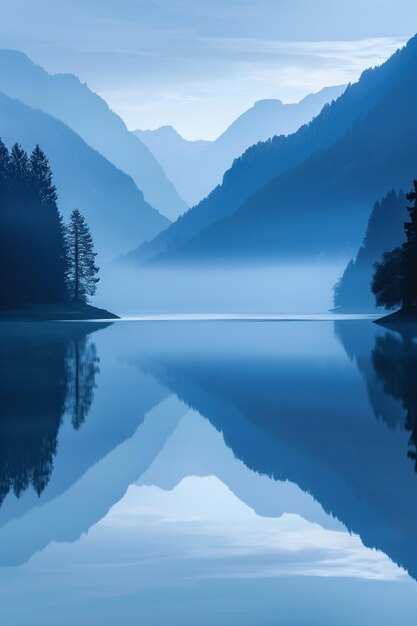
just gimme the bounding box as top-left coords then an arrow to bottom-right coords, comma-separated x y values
402,180 -> 417,310
0,138 -> 9,203
0,140 -> 10,306
66,209 -> 99,303
9,143 -> 31,207
3,144 -> 32,304
30,144 -> 58,207
372,180 -> 417,311
28,145 -> 68,303
0,139 -> 68,308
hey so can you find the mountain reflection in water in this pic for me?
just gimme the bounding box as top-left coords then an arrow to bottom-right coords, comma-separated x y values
1,319 -> 417,626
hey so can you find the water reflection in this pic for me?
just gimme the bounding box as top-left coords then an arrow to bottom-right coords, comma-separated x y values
0,323 -> 103,505
133,321 -> 417,583
372,329 -> 417,470
65,333 -> 100,430
1,320 -> 417,625
335,320 -> 417,469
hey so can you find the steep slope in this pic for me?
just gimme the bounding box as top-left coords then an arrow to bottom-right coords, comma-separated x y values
127,35 -> 417,264
131,319 -> 417,582
333,191 -> 408,312
173,75 -> 417,263
0,50 -> 186,220
138,411 -> 341,530
136,86 -> 345,207
0,396 -> 184,566
0,92 -> 169,261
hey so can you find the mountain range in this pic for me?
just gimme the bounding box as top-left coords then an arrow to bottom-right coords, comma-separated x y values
0,92 -> 169,261
129,319 -> 417,582
2,319 -> 413,581
126,35 -> 417,266
0,50 -> 186,220
135,85 -> 345,207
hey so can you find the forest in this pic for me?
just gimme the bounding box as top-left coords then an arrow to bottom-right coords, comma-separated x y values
0,140 -> 99,309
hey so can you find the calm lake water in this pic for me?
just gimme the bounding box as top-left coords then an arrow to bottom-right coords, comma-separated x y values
1,318 -> 417,625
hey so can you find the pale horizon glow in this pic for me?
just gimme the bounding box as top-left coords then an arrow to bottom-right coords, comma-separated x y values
107,36 -> 407,140
0,1 -> 415,139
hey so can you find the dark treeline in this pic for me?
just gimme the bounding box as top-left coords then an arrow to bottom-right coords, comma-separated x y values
0,324 -> 101,505
334,191 -> 408,311
372,180 -> 417,312
0,141 -> 67,306
0,139 -> 98,308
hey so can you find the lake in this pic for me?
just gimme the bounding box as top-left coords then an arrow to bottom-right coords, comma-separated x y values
1,317 -> 417,625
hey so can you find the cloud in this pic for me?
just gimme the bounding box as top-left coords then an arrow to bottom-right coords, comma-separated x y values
0,1 -> 414,137
101,477 -> 406,582
98,36 -> 406,138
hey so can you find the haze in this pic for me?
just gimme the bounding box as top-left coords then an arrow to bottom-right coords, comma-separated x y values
0,0 -> 414,138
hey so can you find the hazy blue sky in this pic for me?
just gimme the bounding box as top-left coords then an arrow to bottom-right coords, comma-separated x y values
1,0 -> 416,138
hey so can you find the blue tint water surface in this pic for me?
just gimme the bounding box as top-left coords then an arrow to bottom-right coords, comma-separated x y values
1,318 -> 417,625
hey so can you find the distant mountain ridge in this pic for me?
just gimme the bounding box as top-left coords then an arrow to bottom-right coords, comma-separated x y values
0,91 -> 169,262
0,50 -> 186,220
135,126 -> 210,159
126,34 -> 417,266
172,75 -> 417,263
135,86 -> 346,207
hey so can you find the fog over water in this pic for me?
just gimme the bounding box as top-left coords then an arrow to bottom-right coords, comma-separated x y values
96,262 -> 349,315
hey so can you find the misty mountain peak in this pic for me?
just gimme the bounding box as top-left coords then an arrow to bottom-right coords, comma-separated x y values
0,49 -> 187,219
142,125 -> 184,140
252,99 -> 284,109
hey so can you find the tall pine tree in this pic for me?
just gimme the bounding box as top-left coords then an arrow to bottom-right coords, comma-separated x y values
29,145 -> 68,303
3,144 -> 32,304
66,209 -> 99,303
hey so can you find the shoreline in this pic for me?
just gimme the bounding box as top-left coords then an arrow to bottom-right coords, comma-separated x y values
0,302 -> 119,321
374,308 -> 417,330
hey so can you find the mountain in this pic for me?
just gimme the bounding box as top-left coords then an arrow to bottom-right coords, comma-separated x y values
334,321 -> 405,432
333,191 -> 408,312
135,126 -> 210,160
0,92 -> 169,261
135,86 -> 346,207
137,410 -> 341,531
130,319 -> 417,582
0,50 -> 187,220
0,401 -> 340,566
127,35 -> 417,265
0,320 -> 176,560
0,396 -> 185,566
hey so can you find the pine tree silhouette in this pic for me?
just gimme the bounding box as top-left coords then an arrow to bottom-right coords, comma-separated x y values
0,139 -> 68,308
0,138 -> 9,204
402,181 -> 417,310
28,145 -> 68,303
0,139 -> 11,304
66,209 -> 99,303
372,180 -> 417,312
0,325 -> 101,505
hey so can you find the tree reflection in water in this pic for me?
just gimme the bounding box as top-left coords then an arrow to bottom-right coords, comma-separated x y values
65,335 -> 100,430
0,323 -> 104,505
372,326 -> 417,470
